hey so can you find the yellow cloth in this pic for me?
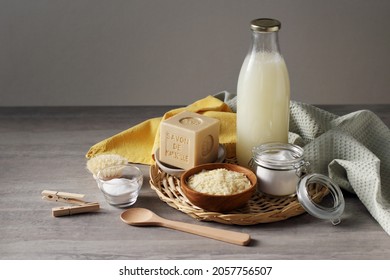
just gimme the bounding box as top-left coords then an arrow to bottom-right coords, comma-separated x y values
86,95 -> 237,165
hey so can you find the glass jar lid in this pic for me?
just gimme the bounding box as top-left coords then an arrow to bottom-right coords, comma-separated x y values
252,142 -> 305,170
297,173 -> 345,225
250,18 -> 281,32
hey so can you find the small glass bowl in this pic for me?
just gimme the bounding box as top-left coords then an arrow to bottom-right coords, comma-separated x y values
95,164 -> 143,208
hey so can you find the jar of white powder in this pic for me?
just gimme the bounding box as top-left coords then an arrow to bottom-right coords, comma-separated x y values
251,143 -> 307,196
250,142 -> 345,225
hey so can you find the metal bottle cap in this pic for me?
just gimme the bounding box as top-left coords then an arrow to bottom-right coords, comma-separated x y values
250,18 -> 281,32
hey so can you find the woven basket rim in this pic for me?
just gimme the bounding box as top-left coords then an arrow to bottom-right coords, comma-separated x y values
149,161 -> 329,225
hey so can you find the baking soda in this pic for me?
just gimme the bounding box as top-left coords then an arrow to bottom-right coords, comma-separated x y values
100,178 -> 140,207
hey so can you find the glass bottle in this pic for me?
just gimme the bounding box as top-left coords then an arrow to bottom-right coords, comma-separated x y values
236,18 -> 290,167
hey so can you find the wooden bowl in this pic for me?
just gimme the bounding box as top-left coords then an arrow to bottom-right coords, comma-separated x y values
180,163 -> 257,213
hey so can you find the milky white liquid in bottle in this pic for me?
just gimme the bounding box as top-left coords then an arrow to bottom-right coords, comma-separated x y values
236,19 -> 290,167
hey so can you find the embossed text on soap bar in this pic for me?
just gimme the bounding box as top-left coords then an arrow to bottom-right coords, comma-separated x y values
164,132 -> 189,163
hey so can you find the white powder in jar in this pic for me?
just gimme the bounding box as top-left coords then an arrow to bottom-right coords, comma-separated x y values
187,168 -> 251,195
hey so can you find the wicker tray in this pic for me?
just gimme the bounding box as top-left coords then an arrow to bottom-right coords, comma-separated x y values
149,159 -> 329,225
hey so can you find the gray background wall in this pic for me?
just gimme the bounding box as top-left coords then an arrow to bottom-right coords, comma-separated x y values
1,0 -> 389,106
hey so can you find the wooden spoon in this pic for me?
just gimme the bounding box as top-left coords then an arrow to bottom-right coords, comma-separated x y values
120,208 -> 251,246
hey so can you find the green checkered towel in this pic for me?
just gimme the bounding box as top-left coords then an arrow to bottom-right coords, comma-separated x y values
215,91 -> 390,235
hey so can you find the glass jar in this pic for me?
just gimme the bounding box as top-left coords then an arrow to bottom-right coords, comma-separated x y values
250,142 -> 345,225
251,142 -> 306,196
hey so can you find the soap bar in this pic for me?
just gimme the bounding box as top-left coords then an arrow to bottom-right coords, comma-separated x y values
159,111 -> 220,170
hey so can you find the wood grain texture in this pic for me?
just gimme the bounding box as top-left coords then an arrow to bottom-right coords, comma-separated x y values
0,105 -> 389,260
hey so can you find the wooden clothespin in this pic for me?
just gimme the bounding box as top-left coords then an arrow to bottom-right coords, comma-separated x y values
41,190 -> 100,217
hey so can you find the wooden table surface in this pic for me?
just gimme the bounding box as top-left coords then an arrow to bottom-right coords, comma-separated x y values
0,104 -> 389,260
